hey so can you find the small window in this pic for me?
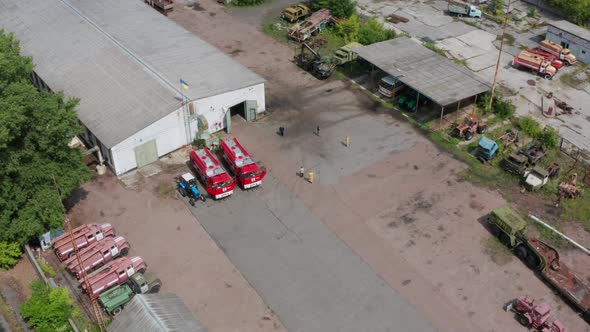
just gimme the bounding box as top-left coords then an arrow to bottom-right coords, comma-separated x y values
87,234 -> 94,240
95,231 -> 100,236
119,271 -> 125,276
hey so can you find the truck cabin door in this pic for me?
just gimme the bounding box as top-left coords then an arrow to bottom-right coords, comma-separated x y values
96,231 -> 104,241
140,281 -> 149,293
110,245 -> 119,257
126,266 -> 135,277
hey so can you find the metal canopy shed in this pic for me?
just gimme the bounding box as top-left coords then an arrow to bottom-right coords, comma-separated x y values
355,37 -> 491,107
108,294 -> 207,332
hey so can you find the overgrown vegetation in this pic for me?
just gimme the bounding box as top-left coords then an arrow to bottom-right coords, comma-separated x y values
0,31 -> 90,265
544,0 -> 590,25
334,15 -> 396,45
310,0 -> 356,18
0,242 -> 21,270
21,281 -> 78,332
231,0 -> 266,6
490,0 -> 505,16
496,33 -> 515,46
527,7 -> 537,18
422,42 -> 446,57
39,261 -> 56,278
478,91 -> 515,119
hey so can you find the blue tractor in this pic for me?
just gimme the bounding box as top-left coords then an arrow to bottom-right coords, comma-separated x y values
475,136 -> 498,163
176,173 -> 206,206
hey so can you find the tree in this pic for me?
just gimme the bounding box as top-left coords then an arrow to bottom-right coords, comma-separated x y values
490,0 -> 504,16
0,242 -> 21,270
545,0 -> 590,25
335,14 -> 360,43
0,31 -> 90,248
311,0 -> 356,18
358,18 -> 396,45
21,280 -> 77,332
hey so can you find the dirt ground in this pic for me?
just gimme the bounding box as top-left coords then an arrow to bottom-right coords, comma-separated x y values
67,172 -> 285,332
0,258 -> 37,331
165,1 -> 590,331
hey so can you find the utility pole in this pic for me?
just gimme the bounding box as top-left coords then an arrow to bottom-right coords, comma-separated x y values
488,0 -> 512,112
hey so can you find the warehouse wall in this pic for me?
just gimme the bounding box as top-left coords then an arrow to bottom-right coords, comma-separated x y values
110,83 -> 265,175
195,83 -> 265,132
547,27 -> 590,64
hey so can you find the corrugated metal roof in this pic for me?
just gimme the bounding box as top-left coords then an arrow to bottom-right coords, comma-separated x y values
355,37 -> 491,106
0,0 -> 264,147
548,20 -> 590,43
108,294 -> 207,332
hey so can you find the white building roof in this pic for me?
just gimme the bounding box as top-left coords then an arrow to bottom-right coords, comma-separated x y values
0,0 -> 264,148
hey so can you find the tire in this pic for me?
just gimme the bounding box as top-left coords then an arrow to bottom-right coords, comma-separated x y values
499,233 -> 511,247
477,125 -> 487,134
518,315 -> 530,327
465,131 -> 474,140
200,195 -> 206,202
564,61 -> 570,67
544,74 -> 552,80
112,307 -> 122,316
515,245 -> 528,260
138,268 -> 146,274
120,248 -> 129,256
178,187 -> 186,197
150,284 -> 161,293
189,198 -> 195,206
525,253 -> 540,270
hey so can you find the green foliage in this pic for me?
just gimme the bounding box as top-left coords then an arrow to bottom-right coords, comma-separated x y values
335,15 -> 360,43
423,42 -> 446,57
39,262 -> 56,278
231,0 -> 266,6
0,242 -> 21,270
497,33 -> 515,46
545,0 -> 590,25
537,126 -> 559,148
193,138 -> 206,149
478,92 -> 515,119
358,18 -> 396,45
518,116 -> 541,137
490,0 -> 505,16
21,281 -> 76,332
311,0 -> 356,18
527,7 -> 537,17
0,31 -> 90,245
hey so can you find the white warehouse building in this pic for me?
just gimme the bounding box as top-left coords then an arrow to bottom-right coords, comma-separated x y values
0,0 -> 265,175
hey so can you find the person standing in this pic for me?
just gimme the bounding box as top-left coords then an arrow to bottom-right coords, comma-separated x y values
316,125 -> 320,136
299,166 -> 305,178
279,126 -> 285,137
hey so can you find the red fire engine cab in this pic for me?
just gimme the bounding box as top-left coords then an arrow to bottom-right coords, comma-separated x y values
190,148 -> 236,199
220,138 -> 267,189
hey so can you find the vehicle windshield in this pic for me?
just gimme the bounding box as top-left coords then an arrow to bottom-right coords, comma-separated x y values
380,78 -> 398,90
211,179 -> 232,189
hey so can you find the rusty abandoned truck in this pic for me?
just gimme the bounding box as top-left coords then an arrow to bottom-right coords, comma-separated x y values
488,206 -> 590,321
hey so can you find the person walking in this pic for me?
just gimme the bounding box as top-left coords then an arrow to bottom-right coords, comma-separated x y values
279,126 -> 285,137
316,125 -> 320,136
299,166 -> 305,178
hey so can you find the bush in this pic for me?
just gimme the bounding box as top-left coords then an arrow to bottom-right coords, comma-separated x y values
335,15 -> 360,43
527,7 -> 537,17
518,116 -> 541,137
39,262 -> 56,278
538,126 -> 559,148
193,138 -> 206,149
311,0 -> 356,18
231,0 -> 265,6
358,18 -> 396,45
21,281 -> 76,332
478,92 -> 515,119
0,242 -> 21,270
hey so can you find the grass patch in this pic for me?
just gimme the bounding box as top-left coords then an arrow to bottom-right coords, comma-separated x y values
336,60 -> 371,79
452,58 -> 468,67
482,236 -> 513,265
39,262 -> 56,278
533,222 -> 572,249
423,42 -> 446,57
261,20 -> 290,42
155,181 -> 176,199
0,294 -> 23,332
496,33 -> 516,46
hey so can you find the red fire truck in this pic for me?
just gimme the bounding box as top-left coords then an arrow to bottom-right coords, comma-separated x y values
81,256 -> 146,299
64,236 -> 130,279
190,148 -> 236,199
54,223 -> 115,261
220,138 -> 267,189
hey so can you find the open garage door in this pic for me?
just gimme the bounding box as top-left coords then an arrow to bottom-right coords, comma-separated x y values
134,139 -> 158,168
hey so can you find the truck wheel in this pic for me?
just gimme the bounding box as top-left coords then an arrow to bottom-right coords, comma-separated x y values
564,61 -> 570,67
112,307 -> 122,316
138,268 -> 146,274
515,245 -> 528,260
499,233 -> 511,247
120,248 -> 129,256
544,74 -> 553,80
518,315 -> 530,327
189,198 -> 195,207
178,187 -> 186,197
525,253 -> 540,270
477,125 -> 487,134
465,132 -> 474,140
150,284 -> 161,293
200,195 -> 206,202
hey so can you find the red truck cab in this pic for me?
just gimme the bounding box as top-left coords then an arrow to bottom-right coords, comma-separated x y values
64,236 -> 130,279
53,223 -> 115,261
190,148 -> 236,199
220,138 -> 267,189
81,256 -> 146,299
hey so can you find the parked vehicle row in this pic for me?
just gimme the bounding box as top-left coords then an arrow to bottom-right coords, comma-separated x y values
186,137 -> 267,201
512,40 -> 577,80
52,223 -> 161,316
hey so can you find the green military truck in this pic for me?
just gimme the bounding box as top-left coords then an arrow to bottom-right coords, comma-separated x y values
98,271 -> 162,316
333,42 -> 363,65
487,206 -> 590,320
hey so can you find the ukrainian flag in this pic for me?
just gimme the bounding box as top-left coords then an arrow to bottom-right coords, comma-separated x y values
180,79 -> 189,90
